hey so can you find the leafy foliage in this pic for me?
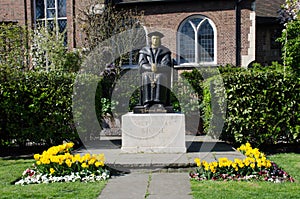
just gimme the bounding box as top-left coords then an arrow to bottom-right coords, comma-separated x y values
277,0 -> 300,75
277,20 -> 300,75
30,24 -> 82,72
222,66 -> 299,146
180,65 -> 299,146
0,70 -> 78,146
0,68 -> 108,146
0,23 -> 29,70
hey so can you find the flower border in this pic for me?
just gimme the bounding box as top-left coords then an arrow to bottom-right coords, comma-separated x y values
190,143 -> 295,183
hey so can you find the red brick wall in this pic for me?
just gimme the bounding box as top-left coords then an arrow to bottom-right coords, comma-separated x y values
118,0 -> 254,66
0,0 -> 26,24
240,1 -> 254,56
0,0 -> 75,48
1,0 -> 254,66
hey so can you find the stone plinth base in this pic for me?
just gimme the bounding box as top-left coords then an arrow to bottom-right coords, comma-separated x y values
121,113 -> 186,153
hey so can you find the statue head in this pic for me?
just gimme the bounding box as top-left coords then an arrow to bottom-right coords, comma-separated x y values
148,31 -> 164,49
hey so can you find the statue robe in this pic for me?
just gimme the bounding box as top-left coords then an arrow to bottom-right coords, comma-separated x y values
138,45 -> 172,106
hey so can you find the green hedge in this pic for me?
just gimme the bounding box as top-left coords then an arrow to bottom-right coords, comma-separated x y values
221,68 -> 299,146
181,66 -> 300,146
0,68 -> 103,147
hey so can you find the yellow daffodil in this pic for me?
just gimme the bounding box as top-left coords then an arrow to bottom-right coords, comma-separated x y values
204,165 -> 210,171
194,158 -> 201,167
65,159 -> 72,167
88,158 -> 96,165
95,161 -> 104,167
50,156 -> 59,163
65,142 -> 74,149
81,162 -> 89,169
34,154 -> 40,161
50,168 -> 55,174
212,162 -> 218,167
266,160 -> 272,168
238,162 -> 244,168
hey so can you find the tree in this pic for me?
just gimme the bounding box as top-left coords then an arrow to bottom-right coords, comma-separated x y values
30,23 -> 82,72
77,0 -> 145,67
77,0 -> 146,116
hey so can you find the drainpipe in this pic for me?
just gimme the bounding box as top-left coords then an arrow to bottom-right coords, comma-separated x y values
24,0 -> 28,25
235,0 -> 243,67
72,0 -> 76,48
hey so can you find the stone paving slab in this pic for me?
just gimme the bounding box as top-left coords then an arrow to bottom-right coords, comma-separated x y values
186,152 -> 217,163
88,135 -> 245,198
148,173 -> 192,199
97,172 -> 192,199
98,173 -> 149,199
76,135 -> 245,172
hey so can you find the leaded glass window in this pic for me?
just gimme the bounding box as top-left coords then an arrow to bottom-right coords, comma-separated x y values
178,15 -> 216,65
34,0 -> 67,45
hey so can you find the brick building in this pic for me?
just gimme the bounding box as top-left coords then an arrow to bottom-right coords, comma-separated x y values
0,0 -> 284,67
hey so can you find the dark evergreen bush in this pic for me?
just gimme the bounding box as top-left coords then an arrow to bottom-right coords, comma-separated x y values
0,68 -> 104,146
181,65 -> 299,146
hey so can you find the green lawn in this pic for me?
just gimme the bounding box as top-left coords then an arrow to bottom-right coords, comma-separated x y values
1,153 -> 299,198
0,159 -> 107,199
191,153 -> 300,199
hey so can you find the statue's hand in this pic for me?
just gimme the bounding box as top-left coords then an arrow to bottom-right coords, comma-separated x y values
151,64 -> 157,73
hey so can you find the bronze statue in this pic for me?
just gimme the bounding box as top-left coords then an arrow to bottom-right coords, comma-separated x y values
134,31 -> 173,113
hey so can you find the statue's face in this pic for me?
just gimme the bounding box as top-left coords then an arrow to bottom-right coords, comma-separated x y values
151,36 -> 161,48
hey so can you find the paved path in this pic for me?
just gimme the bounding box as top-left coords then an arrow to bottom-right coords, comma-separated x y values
78,135 -> 245,172
98,172 -> 192,199
76,135 -> 245,199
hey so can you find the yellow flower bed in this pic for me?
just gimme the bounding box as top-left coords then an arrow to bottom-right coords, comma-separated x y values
15,143 -> 110,185
191,143 -> 294,182
33,142 -> 106,176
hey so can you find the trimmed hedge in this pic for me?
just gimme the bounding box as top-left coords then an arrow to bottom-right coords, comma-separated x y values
0,68 -> 103,147
221,68 -> 299,146
181,66 -> 300,147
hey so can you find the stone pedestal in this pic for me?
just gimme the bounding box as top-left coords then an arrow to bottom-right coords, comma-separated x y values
121,113 -> 186,153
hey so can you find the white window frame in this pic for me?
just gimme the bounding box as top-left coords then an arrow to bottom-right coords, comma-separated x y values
177,15 -> 217,66
33,0 -> 67,37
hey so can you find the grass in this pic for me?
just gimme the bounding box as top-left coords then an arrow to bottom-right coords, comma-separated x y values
0,158 -> 107,199
191,153 -> 300,199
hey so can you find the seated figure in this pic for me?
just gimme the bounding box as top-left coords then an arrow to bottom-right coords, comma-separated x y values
137,31 -> 173,112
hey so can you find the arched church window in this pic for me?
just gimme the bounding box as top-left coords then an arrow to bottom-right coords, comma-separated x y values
177,15 -> 217,65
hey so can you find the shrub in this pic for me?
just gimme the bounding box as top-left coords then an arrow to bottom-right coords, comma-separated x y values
30,24 -> 82,72
0,68 -> 106,146
0,69 -> 77,146
221,66 -> 299,146
181,65 -> 299,146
